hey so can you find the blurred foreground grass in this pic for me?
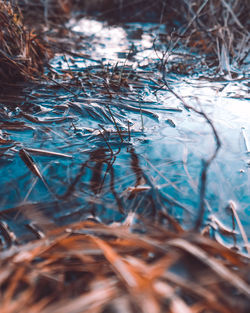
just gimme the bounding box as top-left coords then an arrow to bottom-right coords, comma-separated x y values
1,217 -> 249,313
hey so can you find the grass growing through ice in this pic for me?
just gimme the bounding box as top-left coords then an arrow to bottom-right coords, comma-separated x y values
0,1 -> 249,313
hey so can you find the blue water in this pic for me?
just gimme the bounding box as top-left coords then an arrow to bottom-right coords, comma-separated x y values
0,18 -> 249,252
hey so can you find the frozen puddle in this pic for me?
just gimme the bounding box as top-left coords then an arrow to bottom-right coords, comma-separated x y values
1,18 -> 249,251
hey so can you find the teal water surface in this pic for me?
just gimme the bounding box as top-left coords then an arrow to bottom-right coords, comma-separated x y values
0,18 -> 249,252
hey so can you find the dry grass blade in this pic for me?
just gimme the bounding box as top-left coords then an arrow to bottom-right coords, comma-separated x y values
40,279 -> 116,313
19,148 -> 55,198
19,149 -> 46,182
0,219 -> 249,313
91,236 -> 161,313
228,200 -> 250,255
241,128 -> 250,154
168,238 -> 250,297
154,281 -> 193,313
0,1 -> 49,82
24,147 -> 73,159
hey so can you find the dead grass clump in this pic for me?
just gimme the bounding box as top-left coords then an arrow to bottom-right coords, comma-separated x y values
0,218 -> 249,313
168,0 -> 249,71
13,0 -> 74,25
0,1 -> 49,82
